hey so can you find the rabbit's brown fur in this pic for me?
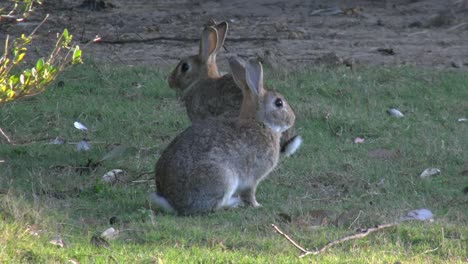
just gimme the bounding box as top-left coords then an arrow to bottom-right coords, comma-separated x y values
152,58 -> 295,215
168,22 -> 301,156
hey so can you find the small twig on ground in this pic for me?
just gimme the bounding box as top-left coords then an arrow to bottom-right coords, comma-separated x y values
272,222 -> 399,258
271,224 -> 310,256
28,14 -> 49,37
0,127 -> 14,144
131,171 -> 154,182
0,15 -> 24,23
421,247 -> 439,255
348,210 -> 362,229
448,22 -> 467,31
406,30 -> 429,37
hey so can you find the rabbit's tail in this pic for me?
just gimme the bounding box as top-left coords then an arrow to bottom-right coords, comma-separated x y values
281,135 -> 303,157
148,192 -> 176,214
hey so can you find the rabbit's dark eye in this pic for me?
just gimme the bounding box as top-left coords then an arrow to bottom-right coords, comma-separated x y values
181,62 -> 190,72
274,98 -> 283,108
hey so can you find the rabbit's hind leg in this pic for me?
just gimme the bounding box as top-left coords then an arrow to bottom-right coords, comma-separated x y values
182,164 -> 240,214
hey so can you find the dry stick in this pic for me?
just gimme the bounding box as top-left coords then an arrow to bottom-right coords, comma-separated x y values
271,222 -> 399,258
448,22 -> 467,31
28,14 -> 49,38
90,36 -> 279,45
0,127 -> 14,144
271,224 -> 310,255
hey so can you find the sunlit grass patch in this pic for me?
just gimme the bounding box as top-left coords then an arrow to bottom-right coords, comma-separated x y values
0,63 -> 467,263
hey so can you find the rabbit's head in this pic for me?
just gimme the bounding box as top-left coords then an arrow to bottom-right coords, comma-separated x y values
168,22 -> 228,96
229,57 -> 295,133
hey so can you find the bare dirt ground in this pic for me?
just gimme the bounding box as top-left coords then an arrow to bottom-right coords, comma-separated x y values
2,0 -> 468,69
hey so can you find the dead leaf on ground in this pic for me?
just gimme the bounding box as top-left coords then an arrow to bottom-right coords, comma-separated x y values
102,169 -> 125,185
49,236 -> 65,248
368,148 -> 400,160
25,225 -> 42,236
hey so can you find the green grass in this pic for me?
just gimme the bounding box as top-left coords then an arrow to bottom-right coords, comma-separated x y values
0,61 -> 467,263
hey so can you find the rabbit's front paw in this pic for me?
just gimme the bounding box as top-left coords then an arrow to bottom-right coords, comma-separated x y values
252,202 -> 262,208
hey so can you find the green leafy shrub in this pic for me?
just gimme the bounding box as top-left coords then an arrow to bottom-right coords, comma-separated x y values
0,1 -> 83,104
0,28 -> 82,103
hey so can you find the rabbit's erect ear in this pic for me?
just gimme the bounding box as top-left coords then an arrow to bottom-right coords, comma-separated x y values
245,59 -> 264,96
229,56 -> 246,90
215,22 -> 228,53
199,27 -> 218,63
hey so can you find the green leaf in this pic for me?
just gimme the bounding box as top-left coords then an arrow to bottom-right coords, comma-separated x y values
72,46 -> 82,64
14,53 -> 26,64
35,58 -> 44,71
62,29 -> 69,41
8,75 -> 19,85
7,89 -> 15,99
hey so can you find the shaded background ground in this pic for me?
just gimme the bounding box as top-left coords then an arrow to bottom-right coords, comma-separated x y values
2,0 -> 468,69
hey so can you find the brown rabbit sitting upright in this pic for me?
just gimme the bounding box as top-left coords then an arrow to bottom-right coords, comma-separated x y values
168,22 -> 302,157
151,57 -> 296,215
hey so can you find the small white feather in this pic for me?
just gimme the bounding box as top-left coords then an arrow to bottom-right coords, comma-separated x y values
420,168 -> 441,178
74,121 -> 88,131
387,108 -> 404,117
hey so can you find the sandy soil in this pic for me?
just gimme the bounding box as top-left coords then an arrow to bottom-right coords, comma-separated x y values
1,0 -> 468,69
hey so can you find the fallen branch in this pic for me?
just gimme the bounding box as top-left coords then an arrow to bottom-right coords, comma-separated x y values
89,36 -> 279,45
271,222 -> 399,258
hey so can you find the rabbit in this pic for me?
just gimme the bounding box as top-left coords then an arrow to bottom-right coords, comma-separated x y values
168,22 -> 302,157
168,22 -> 242,121
150,57 -> 296,215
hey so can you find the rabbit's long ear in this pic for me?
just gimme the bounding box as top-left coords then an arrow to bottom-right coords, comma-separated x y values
214,22 -> 228,53
229,56 -> 247,90
245,59 -> 264,96
199,27 -> 218,63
